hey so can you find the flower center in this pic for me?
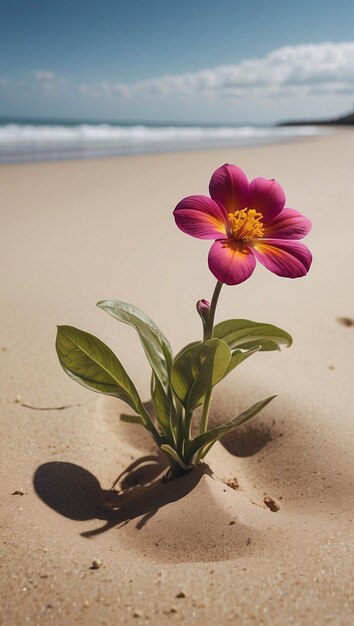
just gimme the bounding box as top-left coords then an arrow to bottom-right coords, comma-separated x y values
227,208 -> 264,241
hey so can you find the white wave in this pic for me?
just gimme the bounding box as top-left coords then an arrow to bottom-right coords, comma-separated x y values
0,123 -> 327,145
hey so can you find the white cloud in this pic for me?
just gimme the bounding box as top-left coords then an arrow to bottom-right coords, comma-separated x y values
80,42 -> 354,101
2,42 -> 353,123
78,81 -> 130,98
33,70 -> 56,81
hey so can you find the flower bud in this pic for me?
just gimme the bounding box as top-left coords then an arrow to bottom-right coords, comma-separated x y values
196,299 -> 210,331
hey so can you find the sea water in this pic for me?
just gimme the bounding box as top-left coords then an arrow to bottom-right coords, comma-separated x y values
0,118 -> 329,163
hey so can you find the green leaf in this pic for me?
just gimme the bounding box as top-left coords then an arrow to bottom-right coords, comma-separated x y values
174,341 -> 200,362
160,444 -> 191,471
97,300 -> 172,387
213,319 -> 292,352
151,372 -> 177,443
120,413 -> 145,425
175,342 -> 260,381
189,395 -> 276,458
171,339 -> 231,411
56,325 -> 145,416
225,346 -> 261,375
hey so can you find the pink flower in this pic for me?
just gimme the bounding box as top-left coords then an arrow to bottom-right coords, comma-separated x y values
173,164 -> 312,285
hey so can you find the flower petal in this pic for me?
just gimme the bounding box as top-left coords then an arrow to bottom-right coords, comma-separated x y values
209,164 -> 250,213
208,240 -> 256,285
249,178 -> 286,222
264,208 -> 312,240
251,239 -> 312,278
174,195 -> 228,239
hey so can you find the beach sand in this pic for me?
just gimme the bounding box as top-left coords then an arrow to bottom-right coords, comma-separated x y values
1,133 -> 353,625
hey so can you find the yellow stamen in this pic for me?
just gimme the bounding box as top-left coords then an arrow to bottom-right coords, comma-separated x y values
227,208 -> 264,241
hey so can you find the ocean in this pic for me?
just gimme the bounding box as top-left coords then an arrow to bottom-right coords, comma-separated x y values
0,118 -> 329,163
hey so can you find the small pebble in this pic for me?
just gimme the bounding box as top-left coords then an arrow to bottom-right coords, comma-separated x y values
12,490 -> 25,496
176,591 -> 187,599
15,394 -> 22,403
91,558 -> 103,570
83,600 -> 90,608
225,478 -> 239,490
337,317 -> 354,327
263,495 -> 280,512
133,609 -> 143,618
229,520 -> 236,525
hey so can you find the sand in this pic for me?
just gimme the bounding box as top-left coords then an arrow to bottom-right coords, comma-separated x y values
1,133 -> 354,625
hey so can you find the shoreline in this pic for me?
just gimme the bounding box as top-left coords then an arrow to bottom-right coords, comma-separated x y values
0,130 -> 337,168
0,124 -> 334,165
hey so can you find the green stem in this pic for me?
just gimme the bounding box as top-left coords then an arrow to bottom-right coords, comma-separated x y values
181,409 -> 191,455
203,281 -> 223,341
199,280 -> 223,437
140,405 -> 163,446
166,457 -> 188,480
199,388 -> 212,436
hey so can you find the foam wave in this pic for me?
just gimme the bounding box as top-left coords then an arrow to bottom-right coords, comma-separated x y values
0,123 -> 325,144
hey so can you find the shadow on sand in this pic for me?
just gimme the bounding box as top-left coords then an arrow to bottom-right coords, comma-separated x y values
33,457 -> 212,538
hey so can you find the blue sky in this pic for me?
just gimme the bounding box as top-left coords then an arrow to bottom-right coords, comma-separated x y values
1,0 -> 354,123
